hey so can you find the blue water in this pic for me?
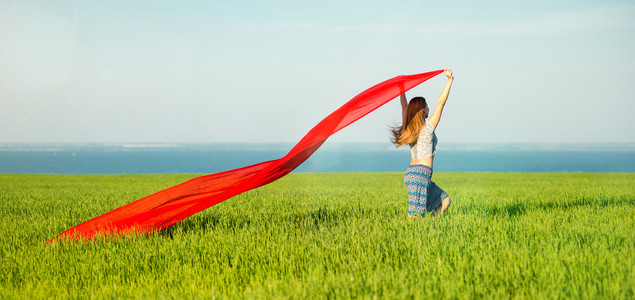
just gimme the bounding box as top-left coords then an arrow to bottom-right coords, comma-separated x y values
0,144 -> 633,174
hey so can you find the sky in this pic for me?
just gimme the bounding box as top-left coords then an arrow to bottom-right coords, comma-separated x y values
1,0 -> 634,144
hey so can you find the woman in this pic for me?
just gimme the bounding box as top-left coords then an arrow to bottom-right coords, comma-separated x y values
391,69 -> 454,217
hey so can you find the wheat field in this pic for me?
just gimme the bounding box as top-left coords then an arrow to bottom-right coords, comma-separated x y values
1,172 -> 633,299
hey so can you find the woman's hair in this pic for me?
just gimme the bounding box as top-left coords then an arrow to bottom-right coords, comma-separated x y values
390,97 -> 427,147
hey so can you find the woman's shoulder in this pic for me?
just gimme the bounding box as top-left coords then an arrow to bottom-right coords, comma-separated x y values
424,120 -> 436,131
416,121 -> 434,138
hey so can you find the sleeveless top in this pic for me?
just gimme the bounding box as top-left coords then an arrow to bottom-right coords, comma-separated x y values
409,121 -> 437,158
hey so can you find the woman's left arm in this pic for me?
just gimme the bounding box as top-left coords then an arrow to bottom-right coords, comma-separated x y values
428,69 -> 454,128
400,92 -> 408,125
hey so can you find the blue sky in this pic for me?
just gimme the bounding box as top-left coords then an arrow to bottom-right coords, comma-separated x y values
1,0 -> 633,144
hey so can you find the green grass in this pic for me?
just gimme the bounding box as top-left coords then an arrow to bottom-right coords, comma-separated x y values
1,173 -> 633,299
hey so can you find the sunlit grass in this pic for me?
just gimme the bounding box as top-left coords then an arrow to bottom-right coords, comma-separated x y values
0,173 -> 633,299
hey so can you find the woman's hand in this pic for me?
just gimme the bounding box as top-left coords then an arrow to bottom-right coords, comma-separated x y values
444,69 -> 454,80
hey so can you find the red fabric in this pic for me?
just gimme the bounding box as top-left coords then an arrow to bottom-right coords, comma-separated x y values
47,70 -> 443,243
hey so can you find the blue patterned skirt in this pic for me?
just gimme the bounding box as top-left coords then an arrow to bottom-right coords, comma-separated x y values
404,164 -> 449,216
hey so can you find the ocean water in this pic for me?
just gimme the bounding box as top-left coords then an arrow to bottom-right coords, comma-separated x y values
0,143 -> 633,174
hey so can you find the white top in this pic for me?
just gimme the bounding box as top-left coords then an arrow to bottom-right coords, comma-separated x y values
409,121 -> 437,159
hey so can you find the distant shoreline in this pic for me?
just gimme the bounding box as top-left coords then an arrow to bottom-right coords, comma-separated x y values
1,142 -> 633,152
1,144 -> 634,174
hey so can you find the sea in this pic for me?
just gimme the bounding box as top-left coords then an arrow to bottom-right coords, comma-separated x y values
0,143 -> 633,174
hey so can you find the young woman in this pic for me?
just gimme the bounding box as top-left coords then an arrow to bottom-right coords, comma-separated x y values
391,69 -> 454,217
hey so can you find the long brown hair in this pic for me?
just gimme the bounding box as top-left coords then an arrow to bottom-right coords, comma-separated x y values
390,97 -> 427,147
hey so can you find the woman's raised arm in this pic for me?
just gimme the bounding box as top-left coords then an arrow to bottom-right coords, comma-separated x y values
428,69 -> 454,128
400,92 -> 408,125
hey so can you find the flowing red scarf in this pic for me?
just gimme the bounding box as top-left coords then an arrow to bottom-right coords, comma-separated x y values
47,70 -> 443,243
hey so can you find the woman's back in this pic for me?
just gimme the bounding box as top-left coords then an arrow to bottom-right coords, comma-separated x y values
410,120 -> 437,159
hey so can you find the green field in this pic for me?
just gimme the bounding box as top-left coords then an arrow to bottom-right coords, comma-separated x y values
1,173 -> 633,299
